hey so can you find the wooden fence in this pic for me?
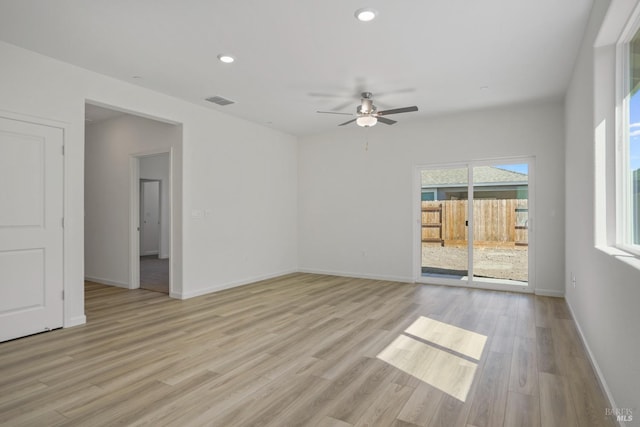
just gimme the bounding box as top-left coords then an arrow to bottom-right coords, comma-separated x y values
422,199 -> 528,246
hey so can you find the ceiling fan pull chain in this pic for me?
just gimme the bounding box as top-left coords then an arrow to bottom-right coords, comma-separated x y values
365,128 -> 369,151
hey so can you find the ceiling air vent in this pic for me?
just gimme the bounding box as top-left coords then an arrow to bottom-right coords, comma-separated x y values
205,96 -> 235,106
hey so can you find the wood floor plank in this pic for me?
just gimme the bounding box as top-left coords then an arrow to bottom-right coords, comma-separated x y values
466,351 -> 510,427
353,382 -> 415,427
503,391 -> 540,427
509,336 -> 538,396
514,294 -> 537,339
327,358 -> 399,424
538,372 -> 578,427
0,274 -> 614,426
427,394 -> 472,427
536,326 -> 558,374
396,382 -> 443,426
316,416 -> 354,427
564,355 -> 618,427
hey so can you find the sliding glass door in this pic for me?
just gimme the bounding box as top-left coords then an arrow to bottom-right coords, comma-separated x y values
471,162 -> 529,286
418,159 -> 532,291
420,166 -> 469,280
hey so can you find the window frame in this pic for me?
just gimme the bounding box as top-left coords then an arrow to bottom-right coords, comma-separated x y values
616,9 -> 640,257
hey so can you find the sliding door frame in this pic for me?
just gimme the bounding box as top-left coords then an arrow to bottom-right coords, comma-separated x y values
413,156 -> 536,293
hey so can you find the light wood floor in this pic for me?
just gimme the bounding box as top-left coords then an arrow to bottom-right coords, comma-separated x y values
0,273 -> 616,426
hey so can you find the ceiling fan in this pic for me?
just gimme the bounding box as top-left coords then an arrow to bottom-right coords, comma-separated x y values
317,92 -> 418,127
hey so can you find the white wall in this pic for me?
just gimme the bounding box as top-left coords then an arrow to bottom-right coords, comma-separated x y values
140,153 -> 171,259
85,116 -> 177,287
298,101 -> 566,294
565,0 -> 640,418
0,40 -> 298,325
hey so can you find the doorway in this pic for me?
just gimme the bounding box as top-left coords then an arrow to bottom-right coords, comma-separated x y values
416,158 -> 534,292
136,154 -> 170,294
84,102 -> 181,298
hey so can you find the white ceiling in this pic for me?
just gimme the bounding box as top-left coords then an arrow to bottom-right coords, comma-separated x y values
0,0 -> 594,136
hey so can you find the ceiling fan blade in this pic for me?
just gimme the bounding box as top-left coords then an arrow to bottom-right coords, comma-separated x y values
377,106 -> 419,116
331,99 -> 356,112
377,116 -> 397,125
317,111 -> 353,116
339,118 -> 358,126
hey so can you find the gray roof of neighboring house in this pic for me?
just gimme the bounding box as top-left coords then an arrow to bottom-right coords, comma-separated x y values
421,166 -> 528,187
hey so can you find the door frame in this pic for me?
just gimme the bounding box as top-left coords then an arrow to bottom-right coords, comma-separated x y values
413,156 -> 536,293
129,148 -> 173,293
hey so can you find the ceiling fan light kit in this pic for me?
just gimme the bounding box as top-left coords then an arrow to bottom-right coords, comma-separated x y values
356,116 -> 377,127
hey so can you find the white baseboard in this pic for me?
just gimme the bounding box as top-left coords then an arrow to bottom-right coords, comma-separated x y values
297,268 -> 412,283
565,300 -> 623,427
64,315 -> 86,328
85,276 -> 129,289
179,269 -> 298,300
534,288 -> 565,297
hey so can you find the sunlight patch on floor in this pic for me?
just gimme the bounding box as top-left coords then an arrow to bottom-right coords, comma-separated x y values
377,316 -> 486,402
404,316 -> 487,360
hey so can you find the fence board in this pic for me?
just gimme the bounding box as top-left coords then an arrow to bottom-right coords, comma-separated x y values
422,199 -> 528,245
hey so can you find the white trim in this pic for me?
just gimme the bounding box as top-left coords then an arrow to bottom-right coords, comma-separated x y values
85,100 -> 181,126
129,157 -> 141,290
595,0 -> 640,47
178,269 -> 300,299
596,245 -> 640,270
614,3 -> 640,260
565,300 -> 624,427
64,315 -> 87,328
84,276 -> 129,289
416,276 -> 534,294
533,288 -> 564,297
298,268 -> 412,284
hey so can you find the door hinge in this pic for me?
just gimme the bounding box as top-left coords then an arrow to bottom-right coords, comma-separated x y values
62,290 -> 65,300
62,144 -> 65,155
61,218 -> 64,228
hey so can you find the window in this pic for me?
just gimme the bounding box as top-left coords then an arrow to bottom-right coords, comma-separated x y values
618,19 -> 640,254
421,190 -> 435,201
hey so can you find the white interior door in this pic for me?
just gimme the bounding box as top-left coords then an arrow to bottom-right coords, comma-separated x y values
140,180 -> 160,256
0,117 -> 64,342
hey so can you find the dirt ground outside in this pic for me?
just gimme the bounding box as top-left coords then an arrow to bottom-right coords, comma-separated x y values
421,243 -> 528,282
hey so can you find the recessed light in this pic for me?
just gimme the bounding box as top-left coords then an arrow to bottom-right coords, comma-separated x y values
217,54 -> 235,64
355,8 -> 377,22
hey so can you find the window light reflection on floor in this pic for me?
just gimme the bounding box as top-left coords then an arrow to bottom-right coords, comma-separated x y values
376,316 -> 487,402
